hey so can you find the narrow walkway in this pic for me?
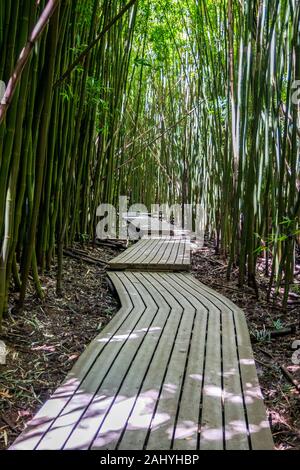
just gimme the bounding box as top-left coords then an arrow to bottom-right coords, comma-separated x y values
108,237 -> 191,271
10,218 -> 274,450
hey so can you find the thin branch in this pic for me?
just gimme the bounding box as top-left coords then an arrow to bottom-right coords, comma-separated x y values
112,106 -> 198,174
54,0 -> 138,88
0,0 -> 60,124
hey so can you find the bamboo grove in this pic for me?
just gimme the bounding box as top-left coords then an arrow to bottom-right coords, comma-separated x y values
0,0 -> 300,327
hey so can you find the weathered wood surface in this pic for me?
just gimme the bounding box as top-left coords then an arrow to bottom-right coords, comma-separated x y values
108,237 -> 191,271
11,272 -> 274,450
123,212 -> 191,239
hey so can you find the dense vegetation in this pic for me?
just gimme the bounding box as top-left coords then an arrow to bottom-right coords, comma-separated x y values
0,0 -> 300,327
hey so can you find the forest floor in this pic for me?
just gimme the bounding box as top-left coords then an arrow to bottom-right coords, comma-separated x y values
0,242 -> 124,450
0,239 -> 299,450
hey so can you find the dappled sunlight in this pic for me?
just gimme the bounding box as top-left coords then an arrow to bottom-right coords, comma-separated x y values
203,385 -> 222,398
244,385 -> 264,404
160,383 -> 178,398
248,420 -> 273,434
224,420 -> 248,439
125,393 -> 161,430
97,326 -> 162,344
150,412 -> 171,430
58,394 -> 126,450
240,358 -> 256,366
10,336 -> 273,451
67,395 -> 135,449
10,266 -> 274,450
225,393 -> 244,405
70,389 -> 171,449
98,333 -> 140,343
173,420 -> 198,440
50,378 -> 81,399
11,295 -> 274,450
189,373 -> 203,382
9,377 -> 84,450
200,427 -> 224,443
223,367 -> 239,379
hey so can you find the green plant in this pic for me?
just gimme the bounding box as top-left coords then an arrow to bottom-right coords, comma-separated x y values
273,319 -> 284,331
253,326 -> 271,343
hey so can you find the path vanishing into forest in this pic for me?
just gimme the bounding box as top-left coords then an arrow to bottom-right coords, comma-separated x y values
10,215 -> 274,450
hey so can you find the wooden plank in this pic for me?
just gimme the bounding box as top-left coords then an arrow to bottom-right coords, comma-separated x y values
139,238 -> 168,265
222,310 -> 250,450
112,239 -> 148,262
108,239 -> 159,268
194,291 -> 223,449
109,238 -> 191,272
10,274 -> 134,450
111,239 -> 154,263
128,238 -> 161,264
122,263 -> 190,272
176,275 -> 273,450
64,272 -> 162,450
178,275 -> 249,449
173,275 -> 224,450
151,239 -> 174,265
186,278 -> 273,449
11,248 -> 272,451
167,274 -> 207,450
127,215 -> 172,238
91,272 -> 173,450
167,240 -> 181,265
145,274 -> 197,450
175,238 -> 185,265
182,239 -> 191,265
118,273 -> 185,450
34,274 -> 149,450
233,311 -> 274,450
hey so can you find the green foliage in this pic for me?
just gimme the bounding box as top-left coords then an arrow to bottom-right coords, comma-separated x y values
60,84 -> 74,103
85,77 -> 108,108
253,327 -> 271,343
133,57 -> 152,68
0,0 -> 300,326
78,233 -> 89,244
254,218 -> 300,256
273,319 -> 284,330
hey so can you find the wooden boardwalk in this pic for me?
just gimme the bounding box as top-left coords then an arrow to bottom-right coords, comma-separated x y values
124,212 -> 191,239
124,212 -> 174,236
10,217 -> 273,450
108,237 -> 191,271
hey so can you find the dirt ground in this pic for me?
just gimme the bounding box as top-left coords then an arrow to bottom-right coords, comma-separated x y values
0,240 -> 299,450
0,243 -> 122,450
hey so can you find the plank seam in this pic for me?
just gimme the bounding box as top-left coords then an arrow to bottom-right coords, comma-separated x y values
175,274 -> 252,448
35,275 -> 143,449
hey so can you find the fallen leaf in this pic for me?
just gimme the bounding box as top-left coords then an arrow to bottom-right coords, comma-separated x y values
68,354 -> 79,362
31,345 -> 56,352
17,410 -> 31,419
2,430 -> 7,447
0,390 -> 13,398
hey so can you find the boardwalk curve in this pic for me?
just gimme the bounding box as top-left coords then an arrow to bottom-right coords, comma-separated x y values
10,218 -> 274,450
